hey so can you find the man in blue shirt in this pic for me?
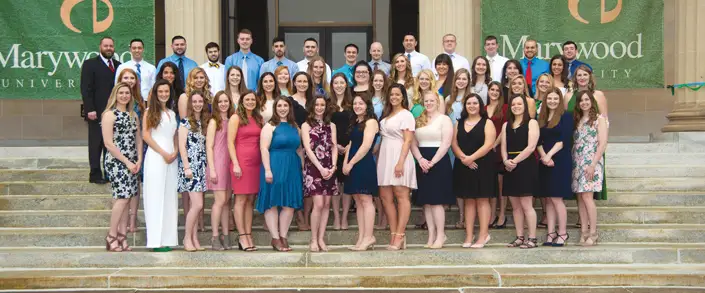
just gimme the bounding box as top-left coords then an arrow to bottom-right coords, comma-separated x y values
260,37 -> 299,77
332,43 -> 358,86
157,36 -> 198,90
368,42 -> 391,76
563,41 -> 593,79
224,29 -> 264,91
519,39 -> 549,97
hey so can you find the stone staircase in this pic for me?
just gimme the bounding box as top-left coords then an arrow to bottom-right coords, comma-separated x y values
1,136 -> 705,291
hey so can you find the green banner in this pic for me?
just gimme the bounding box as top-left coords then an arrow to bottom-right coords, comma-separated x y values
0,0 -> 155,99
481,0 -> 663,89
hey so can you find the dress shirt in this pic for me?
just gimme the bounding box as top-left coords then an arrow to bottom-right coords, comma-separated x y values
115,59 -> 157,101
520,57 -> 549,97
433,52 -> 470,75
224,50 -> 265,91
298,58 -> 332,83
567,59 -> 592,79
332,63 -> 355,86
200,62 -> 226,96
260,57 -> 299,78
486,54 -> 509,82
368,60 -> 391,76
157,54 -> 198,87
404,50 -> 432,77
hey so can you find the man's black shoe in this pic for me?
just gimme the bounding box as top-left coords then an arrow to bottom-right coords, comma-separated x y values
89,178 -> 107,184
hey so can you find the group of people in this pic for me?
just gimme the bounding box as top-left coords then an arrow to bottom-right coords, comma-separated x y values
80,29 -> 608,253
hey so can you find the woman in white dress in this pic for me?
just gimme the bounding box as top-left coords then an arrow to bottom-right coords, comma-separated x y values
142,79 -> 179,252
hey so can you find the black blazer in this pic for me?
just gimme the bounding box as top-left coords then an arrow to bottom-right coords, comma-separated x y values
80,56 -> 120,118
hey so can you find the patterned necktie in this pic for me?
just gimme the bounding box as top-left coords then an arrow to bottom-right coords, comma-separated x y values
135,63 -> 141,80
108,59 -> 114,72
276,61 -> 283,67
373,62 -> 379,71
209,62 -> 219,68
177,57 -> 185,85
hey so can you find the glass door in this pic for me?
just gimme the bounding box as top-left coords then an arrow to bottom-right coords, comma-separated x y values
279,26 -> 373,69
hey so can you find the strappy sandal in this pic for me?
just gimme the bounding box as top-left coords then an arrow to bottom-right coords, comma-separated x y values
543,232 -> 557,246
271,238 -> 286,252
105,234 -> 122,252
211,236 -> 224,251
281,237 -> 292,251
552,233 -> 570,247
520,237 -> 538,249
220,234 -> 232,250
507,236 -> 525,248
116,233 -> 132,251
238,234 -> 256,252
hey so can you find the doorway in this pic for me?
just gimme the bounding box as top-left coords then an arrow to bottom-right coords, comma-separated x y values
279,26 -> 373,69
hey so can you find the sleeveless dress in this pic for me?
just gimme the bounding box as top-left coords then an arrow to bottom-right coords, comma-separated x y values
177,119 -> 207,192
446,94 -> 464,124
377,109 -> 417,189
232,116 -> 262,194
303,121 -> 339,196
414,116 -> 454,205
206,118 -> 231,191
503,122 -> 538,197
344,120 -> 379,196
538,112 -> 574,198
453,118 -> 497,198
143,109 -> 179,248
261,99 -> 274,123
488,104 -> 508,173
289,96 -> 308,127
104,109 -> 138,199
572,119 -> 605,193
332,109 -> 353,181
256,122 -> 303,211
567,93 -> 607,200
372,96 -> 384,120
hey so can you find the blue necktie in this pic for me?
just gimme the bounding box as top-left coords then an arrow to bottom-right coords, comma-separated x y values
276,61 -> 283,67
407,53 -> 411,60
177,57 -> 185,85
135,63 -> 142,80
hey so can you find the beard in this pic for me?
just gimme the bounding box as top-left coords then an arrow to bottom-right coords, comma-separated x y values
100,50 -> 114,59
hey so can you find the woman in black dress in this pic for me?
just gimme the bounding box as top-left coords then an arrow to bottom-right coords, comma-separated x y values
330,72 -> 355,230
501,94 -> 540,249
451,93 -> 497,249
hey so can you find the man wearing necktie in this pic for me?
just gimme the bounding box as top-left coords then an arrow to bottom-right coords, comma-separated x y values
562,40 -> 592,79
519,39 -> 549,97
224,29 -> 264,91
402,33 -> 431,77
157,36 -> 198,91
200,42 -> 226,95
368,42 -> 391,76
432,34 -> 470,75
259,37 -> 299,78
115,39 -> 157,102
484,35 -> 509,82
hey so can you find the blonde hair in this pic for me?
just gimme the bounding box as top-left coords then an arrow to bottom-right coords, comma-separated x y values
274,65 -> 292,94
509,74 -> 530,97
102,82 -> 136,120
390,53 -> 414,87
535,73 -> 555,102
412,69 -> 437,106
185,67 -> 213,104
416,90 -> 443,129
307,56 -> 330,95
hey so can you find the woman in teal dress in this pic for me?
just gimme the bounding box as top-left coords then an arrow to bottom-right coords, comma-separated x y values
256,96 -> 303,252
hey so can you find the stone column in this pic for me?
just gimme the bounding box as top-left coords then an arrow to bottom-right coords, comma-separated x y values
662,0 -> 705,132
164,0 -> 221,65
418,0 -> 480,61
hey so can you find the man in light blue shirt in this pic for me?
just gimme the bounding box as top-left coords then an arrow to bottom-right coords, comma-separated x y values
223,29 -> 264,91
157,36 -> 198,90
260,37 -> 299,77
368,42 -> 391,76
332,43 -> 358,86
519,39 -> 549,97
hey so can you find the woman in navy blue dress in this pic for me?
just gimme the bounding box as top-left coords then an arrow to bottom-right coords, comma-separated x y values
343,94 -> 379,251
256,97 -> 304,252
537,88 -> 574,247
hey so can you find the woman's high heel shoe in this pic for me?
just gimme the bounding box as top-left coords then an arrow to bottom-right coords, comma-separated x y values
238,234 -> 256,252
552,233 -> 570,247
584,233 -> 599,246
489,216 -> 498,229
105,234 -> 122,252
470,234 -> 491,249
387,233 -> 406,250
577,232 -> 589,246
492,216 -> 507,229
211,236 -> 224,251
116,233 -> 132,251
543,232 -> 557,246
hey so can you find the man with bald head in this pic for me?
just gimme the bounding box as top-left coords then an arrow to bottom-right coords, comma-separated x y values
433,34 -> 470,73
368,42 -> 391,75
519,39 -> 549,96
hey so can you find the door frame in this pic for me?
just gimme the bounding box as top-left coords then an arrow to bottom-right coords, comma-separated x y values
278,26 -> 374,68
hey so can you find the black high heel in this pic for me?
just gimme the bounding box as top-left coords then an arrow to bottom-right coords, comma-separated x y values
493,216 -> 507,229
489,216 -> 498,229
552,233 -> 570,247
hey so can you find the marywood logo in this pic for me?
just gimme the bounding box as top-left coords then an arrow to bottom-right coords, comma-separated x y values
568,0 -> 623,24
60,0 -> 114,34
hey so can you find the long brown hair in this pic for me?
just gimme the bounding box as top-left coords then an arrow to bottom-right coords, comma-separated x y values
116,68 -> 145,114
447,68 -> 470,114
305,95 -> 332,126
471,56 -> 491,87
381,83 -> 410,120
185,90 -> 209,133
145,79 -> 174,130
571,65 -> 596,92
236,90 -> 264,127
307,56 -> 330,95
268,96 -> 297,128
210,91 -> 235,131
224,66 -> 245,103
329,72 -> 353,112
507,94 -> 530,128
573,90 -> 599,129
434,53 -> 455,98
256,72 -> 281,112
185,67 -> 213,104
371,70 -> 389,103
538,88 -> 565,129
274,65 -> 292,94
389,53 -> 414,87
487,81 -> 505,121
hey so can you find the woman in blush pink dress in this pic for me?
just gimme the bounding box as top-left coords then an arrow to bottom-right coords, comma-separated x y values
227,90 -> 264,251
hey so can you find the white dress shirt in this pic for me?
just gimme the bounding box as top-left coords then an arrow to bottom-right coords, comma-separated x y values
297,58 -> 332,83
200,62 -> 226,96
114,59 -> 157,101
486,54 -> 509,82
404,50 -> 432,77
433,52 -> 471,75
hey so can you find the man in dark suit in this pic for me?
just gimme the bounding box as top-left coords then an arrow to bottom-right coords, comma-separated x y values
81,37 -> 121,184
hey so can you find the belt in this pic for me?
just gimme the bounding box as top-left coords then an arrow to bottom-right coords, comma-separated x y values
508,151 -> 521,155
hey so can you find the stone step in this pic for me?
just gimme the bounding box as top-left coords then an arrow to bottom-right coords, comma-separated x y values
2,177 -> 702,196
606,142 -> 679,153
2,206 -> 703,228
606,153 -> 705,165
0,157 -> 88,170
1,224 -> 703,247
3,192 -> 704,211
1,265 -> 704,289
2,245 -> 704,268
607,165 -> 705,178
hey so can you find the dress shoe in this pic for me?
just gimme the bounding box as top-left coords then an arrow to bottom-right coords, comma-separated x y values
90,178 -> 107,184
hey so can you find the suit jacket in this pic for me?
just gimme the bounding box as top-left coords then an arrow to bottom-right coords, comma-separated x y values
81,56 -> 120,119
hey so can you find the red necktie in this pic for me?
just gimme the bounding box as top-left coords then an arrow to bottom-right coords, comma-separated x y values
108,60 -> 115,72
525,60 -> 532,91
